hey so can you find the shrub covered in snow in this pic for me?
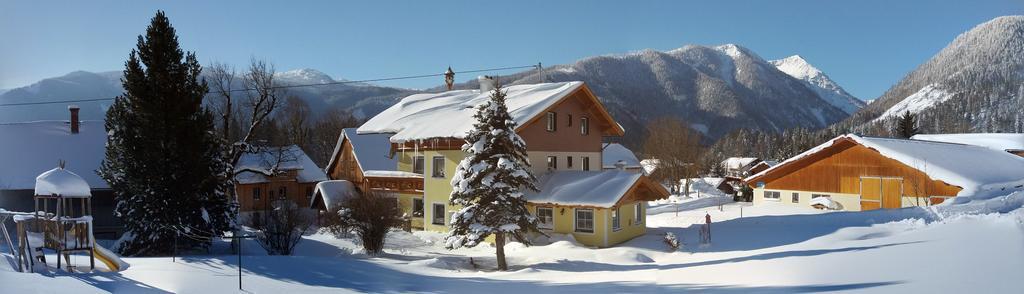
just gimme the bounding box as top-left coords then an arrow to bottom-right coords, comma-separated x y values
664,232 -> 681,251
340,191 -> 403,256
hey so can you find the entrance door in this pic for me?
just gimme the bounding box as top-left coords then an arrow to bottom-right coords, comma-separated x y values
860,177 -> 903,210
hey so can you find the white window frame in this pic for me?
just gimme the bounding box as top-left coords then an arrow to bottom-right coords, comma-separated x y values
612,207 -> 621,231
546,111 -> 557,132
764,190 -> 781,201
791,192 -> 799,203
431,203 -> 446,225
536,207 -> 554,230
580,117 -> 589,135
547,156 -> 557,170
432,156 -> 446,178
634,203 -> 643,225
574,208 -> 594,234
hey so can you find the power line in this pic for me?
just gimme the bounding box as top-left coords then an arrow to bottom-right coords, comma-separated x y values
0,64 -> 541,107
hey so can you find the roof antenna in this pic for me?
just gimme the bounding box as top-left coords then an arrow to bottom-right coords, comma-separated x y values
58,159 -> 66,169
444,66 -> 455,90
536,62 -> 544,83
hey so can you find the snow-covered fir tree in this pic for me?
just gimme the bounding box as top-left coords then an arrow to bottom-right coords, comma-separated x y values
99,11 -> 234,256
445,84 -> 541,271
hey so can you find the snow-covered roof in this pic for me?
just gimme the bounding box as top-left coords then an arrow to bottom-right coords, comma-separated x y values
358,82 -> 595,142
527,170 -> 645,207
311,180 -> 358,209
640,159 -> 659,175
34,167 -> 92,198
327,128 -> 403,176
234,145 -> 327,184
0,121 -> 108,190
747,134 -> 1024,196
602,143 -> 642,169
721,157 -> 760,170
912,133 -> 1024,152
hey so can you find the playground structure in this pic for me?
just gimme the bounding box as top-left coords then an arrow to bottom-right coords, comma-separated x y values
1,165 -> 126,272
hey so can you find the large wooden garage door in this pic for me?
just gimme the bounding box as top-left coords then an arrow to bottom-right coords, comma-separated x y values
860,177 -> 903,210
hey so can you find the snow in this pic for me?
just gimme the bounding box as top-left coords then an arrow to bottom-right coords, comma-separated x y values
720,157 -> 759,170
601,143 -> 641,169
526,170 -> 643,207
33,167 -> 92,198
312,180 -> 358,209
4,189 -> 1023,293
747,134 -> 1024,197
234,145 -> 327,184
912,133 -> 1024,152
0,120 -> 107,190
361,170 -> 422,178
357,82 -> 585,142
876,83 -> 955,121
770,55 -> 864,114
327,128 -> 402,174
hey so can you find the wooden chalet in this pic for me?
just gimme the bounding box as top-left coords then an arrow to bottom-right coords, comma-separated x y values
745,134 -> 1024,211
233,145 -> 327,222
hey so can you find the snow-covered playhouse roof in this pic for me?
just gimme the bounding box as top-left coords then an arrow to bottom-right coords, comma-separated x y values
310,180 -> 358,210
911,133 -> 1024,152
357,81 -> 624,142
234,145 -> 328,184
326,128 -> 420,178
746,134 -> 1024,197
602,143 -> 642,170
527,170 -> 669,208
0,121 -> 108,190
35,167 -> 92,198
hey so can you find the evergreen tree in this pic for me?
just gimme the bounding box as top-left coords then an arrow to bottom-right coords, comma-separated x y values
895,110 -> 919,138
100,11 -> 234,256
445,84 -> 540,271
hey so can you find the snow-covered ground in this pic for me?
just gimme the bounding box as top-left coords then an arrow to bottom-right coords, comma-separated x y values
3,190 -> 1023,293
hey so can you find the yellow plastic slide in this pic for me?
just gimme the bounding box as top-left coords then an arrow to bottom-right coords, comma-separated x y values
93,243 -> 129,272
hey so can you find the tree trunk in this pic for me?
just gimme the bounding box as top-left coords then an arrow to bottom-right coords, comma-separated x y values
495,232 -> 507,271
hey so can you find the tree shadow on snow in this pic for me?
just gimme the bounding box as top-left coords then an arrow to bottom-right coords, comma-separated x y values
636,207 -> 936,253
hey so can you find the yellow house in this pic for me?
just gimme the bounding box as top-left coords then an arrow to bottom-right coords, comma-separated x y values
328,77 -> 670,247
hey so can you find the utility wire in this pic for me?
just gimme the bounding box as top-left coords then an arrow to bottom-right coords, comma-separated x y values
0,64 -> 540,107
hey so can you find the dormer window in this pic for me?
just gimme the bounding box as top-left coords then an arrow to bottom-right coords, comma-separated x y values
580,117 -> 590,135
546,112 -> 557,132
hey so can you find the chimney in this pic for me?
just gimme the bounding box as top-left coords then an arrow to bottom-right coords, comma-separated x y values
68,105 -> 80,134
615,160 -> 626,170
478,75 -> 496,92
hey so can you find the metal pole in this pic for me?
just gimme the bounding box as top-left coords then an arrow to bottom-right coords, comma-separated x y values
238,235 -> 243,290
173,231 -> 177,263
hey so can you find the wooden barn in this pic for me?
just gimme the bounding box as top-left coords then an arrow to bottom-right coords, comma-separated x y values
745,134 -> 1024,211
233,145 -> 327,222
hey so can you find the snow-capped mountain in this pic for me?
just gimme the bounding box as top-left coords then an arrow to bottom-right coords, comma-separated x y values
0,69 -> 415,123
457,44 -> 852,141
848,15 -> 1024,134
770,55 -> 864,114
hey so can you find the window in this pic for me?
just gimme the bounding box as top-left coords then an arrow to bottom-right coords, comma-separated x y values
575,209 -> 594,233
412,198 -> 424,217
268,189 -> 275,201
547,156 -> 557,170
546,111 -> 557,132
432,156 -> 446,178
252,187 -> 261,202
612,207 -> 621,231
432,203 -> 446,225
812,194 -> 830,198
580,117 -> 590,135
537,207 -> 553,230
278,187 -> 287,199
413,156 -> 425,174
764,191 -> 781,200
792,192 -> 799,203
634,203 -> 643,225
582,157 -> 590,171
567,114 -> 573,126
566,156 -> 574,169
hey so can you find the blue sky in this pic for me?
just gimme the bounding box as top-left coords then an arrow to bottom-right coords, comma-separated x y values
1,0 -> 1021,99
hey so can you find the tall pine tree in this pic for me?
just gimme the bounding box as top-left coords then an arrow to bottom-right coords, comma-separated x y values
895,110 -> 919,138
445,84 -> 541,271
100,11 -> 234,256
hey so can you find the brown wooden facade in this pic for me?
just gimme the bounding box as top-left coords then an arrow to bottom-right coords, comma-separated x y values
746,137 -> 962,209
325,131 -> 424,196
235,174 -> 318,212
